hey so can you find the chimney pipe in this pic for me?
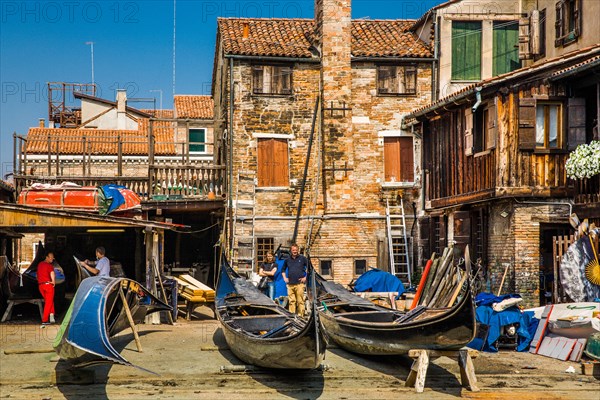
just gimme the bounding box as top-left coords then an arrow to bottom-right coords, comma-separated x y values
116,89 -> 127,113
39,118 -> 45,128
242,22 -> 249,39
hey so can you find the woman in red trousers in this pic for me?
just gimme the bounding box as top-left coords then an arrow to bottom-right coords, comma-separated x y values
37,251 -> 56,327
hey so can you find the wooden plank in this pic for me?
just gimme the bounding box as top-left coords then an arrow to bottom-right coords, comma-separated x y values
405,350 -> 429,393
180,274 -> 214,291
557,338 -> 577,361
537,336 -> 554,357
529,304 -> 553,353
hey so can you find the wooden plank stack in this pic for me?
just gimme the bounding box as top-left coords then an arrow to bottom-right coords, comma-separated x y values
174,274 -> 215,303
413,247 -> 468,309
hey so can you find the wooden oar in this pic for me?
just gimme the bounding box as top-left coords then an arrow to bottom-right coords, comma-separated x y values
411,253 -> 435,310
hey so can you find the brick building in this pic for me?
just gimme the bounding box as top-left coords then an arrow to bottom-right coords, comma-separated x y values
213,0 -> 434,284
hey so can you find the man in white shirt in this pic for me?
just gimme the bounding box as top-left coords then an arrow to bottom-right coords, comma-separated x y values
82,246 -> 111,277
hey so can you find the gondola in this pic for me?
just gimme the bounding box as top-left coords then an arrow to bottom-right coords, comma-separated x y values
53,276 -> 171,370
216,255 -> 326,369
315,270 -> 476,355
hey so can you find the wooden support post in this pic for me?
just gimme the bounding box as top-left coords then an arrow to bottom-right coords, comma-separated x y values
406,348 -> 479,393
118,288 -> 143,353
153,260 -> 174,325
405,349 -> 429,393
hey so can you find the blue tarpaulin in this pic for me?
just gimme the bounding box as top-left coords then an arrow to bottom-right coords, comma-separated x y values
353,268 -> 405,297
100,184 -> 126,215
468,293 -> 539,352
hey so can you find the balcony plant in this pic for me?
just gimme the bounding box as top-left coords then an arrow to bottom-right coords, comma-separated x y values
565,140 -> 600,180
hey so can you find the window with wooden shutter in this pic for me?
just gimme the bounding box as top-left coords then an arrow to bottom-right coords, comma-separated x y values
493,21 -> 521,75
452,21 -> 482,81
567,97 -> 586,150
257,138 -> 289,187
518,97 -> 536,150
535,102 -> 563,149
555,0 -> 581,46
188,128 -> 206,153
384,136 -> 414,183
377,65 -> 417,95
252,65 -> 292,95
486,103 -> 497,150
531,9 -> 546,58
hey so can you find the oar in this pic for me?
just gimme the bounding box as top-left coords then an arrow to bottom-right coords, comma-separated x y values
585,235 -> 600,286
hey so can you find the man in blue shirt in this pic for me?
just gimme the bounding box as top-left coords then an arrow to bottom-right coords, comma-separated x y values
82,246 -> 111,277
282,244 -> 308,318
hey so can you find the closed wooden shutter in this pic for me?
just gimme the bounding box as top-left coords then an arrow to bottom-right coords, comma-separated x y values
567,97 -> 586,150
555,1 -> 564,46
494,21 -> 521,75
399,137 -> 414,182
519,98 -> 537,150
257,138 -> 289,187
188,129 -> 206,152
519,16 -> 531,60
384,137 -> 414,182
452,21 -> 482,81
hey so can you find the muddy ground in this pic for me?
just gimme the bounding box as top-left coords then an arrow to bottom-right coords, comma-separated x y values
0,304 -> 598,399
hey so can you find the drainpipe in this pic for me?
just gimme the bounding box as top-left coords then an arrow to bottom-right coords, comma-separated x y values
472,87 -> 483,113
228,57 -> 234,254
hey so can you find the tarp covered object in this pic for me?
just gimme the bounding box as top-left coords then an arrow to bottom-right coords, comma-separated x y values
353,268 -> 405,297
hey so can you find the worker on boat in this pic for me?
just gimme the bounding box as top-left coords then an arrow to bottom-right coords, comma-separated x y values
81,246 -> 111,277
282,244 -> 308,318
259,252 -> 277,300
38,250 -> 56,327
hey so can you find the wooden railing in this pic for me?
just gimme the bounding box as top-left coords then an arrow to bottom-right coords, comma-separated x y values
13,164 -> 225,202
574,175 -> 600,205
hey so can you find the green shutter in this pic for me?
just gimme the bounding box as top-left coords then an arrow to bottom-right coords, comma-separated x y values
452,21 -> 481,81
189,128 -> 205,152
493,21 -> 521,76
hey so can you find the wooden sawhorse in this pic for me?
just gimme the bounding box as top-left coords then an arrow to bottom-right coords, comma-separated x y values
1,298 -> 44,322
184,300 -> 215,320
405,348 -> 479,393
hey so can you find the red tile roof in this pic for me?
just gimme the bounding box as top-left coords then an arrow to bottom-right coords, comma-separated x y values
25,119 -> 176,156
218,18 -> 432,58
174,96 -> 214,119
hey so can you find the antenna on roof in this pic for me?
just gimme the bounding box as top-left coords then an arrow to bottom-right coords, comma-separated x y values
172,0 -> 176,98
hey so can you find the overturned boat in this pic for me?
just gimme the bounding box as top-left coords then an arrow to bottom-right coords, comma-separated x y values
53,276 -> 171,369
216,256 -> 326,369
315,268 -> 476,355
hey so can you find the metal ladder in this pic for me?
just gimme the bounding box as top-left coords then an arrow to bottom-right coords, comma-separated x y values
233,171 -> 256,275
386,198 -> 412,287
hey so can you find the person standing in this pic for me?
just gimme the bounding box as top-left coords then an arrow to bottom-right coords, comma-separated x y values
282,244 -> 308,317
259,252 -> 277,300
37,250 -> 56,327
82,246 -> 110,277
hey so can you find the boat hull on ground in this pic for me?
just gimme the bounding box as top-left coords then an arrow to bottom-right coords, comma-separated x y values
216,257 -> 326,369
53,276 -> 171,369
316,276 -> 476,355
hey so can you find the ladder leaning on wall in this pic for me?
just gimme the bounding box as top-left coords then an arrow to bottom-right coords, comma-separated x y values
232,171 -> 256,276
386,198 -> 412,287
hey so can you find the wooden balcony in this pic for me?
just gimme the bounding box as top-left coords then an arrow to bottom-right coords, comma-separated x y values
573,175 -> 600,218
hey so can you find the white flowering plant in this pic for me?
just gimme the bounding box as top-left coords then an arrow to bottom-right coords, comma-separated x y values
565,140 -> 600,180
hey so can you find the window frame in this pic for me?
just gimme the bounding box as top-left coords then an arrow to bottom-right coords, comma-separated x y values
555,0 -> 581,47
354,259 -> 367,276
256,137 -> 290,188
188,127 -> 207,153
252,64 -> 293,96
535,102 -> 564,150
451,21 -> 482,82
381,133 -> 415,185
376,65 -> 418,96
319,259 -> 333,278
256,237 -> 275,266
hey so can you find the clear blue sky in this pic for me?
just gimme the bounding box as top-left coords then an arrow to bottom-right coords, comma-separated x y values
0,0 -> 441,177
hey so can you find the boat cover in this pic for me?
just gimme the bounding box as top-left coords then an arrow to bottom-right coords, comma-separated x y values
353,268 -> 405,297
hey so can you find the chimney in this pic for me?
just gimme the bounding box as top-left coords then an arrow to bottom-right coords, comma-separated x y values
116,89 -> 127,129
39,118 -> 45,128
116,89 -> 127,112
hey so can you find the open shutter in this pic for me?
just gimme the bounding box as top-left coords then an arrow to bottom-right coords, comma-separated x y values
555,1 -> 564,46
573,0 -> 581,37
568,97 -> 586,150
530,10 -> 541,55
486,102 -> 497,149
464,107 -> 474,156
519,98 -> 536,151
399,137 -> 415,182
519,16 -> 531,60
453,211 -> 471,256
